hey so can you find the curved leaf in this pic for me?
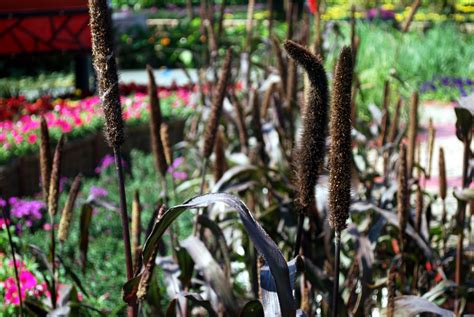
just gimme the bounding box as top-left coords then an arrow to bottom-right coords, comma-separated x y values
181,236 -> 238,315
165,292 -> 218,317
393,295 -> 454,317
259,256 -> 303,316
351,202 -> 434,259
141,193 -> 296,317
212,165 -> 258,193
197,215 -> 232,278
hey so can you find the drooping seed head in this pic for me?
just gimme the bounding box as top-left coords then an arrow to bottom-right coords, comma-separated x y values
88,0 -> 124,148
203,48 -> 233,158
48,135 -> 65,218
283,40 -> 329,214
58,174 -> 82,243
439,147 -> 447,200
39,116 -> 51,204
328,46 -> 353,232
147,65 -> 168,177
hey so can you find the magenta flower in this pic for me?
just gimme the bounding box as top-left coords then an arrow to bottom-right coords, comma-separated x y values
4,277 -> 26,305
167,157 -> 188,181
89,186 -> 109,200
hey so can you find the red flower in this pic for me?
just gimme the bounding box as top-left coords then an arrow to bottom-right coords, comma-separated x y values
308,0 -> 318,14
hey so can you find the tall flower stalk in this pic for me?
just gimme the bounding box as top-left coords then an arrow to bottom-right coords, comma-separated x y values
327,46 -> 353,317
88,1 -> 135,315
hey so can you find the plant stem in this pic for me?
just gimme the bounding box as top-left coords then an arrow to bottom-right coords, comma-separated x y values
332,231 -> 341,317
293,213 -> 304,258
50,215 -> 56,309
455,138 -> 470,315
2,207 -> 24,317
112,147 -> 136,317
193,158 -> 209,235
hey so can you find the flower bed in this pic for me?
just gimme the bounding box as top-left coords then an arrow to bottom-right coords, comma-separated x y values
0,83 -> 195,197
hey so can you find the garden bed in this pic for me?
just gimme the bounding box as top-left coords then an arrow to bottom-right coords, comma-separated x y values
0,118 -> 185,198
0,83 -> 194,197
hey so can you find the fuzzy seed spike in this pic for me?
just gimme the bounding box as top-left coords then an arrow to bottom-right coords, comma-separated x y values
131,191 -> 141,263
407,92 -> 418,178
88,0 -> 124,148
272,37 -> 287,96
39,116 -> 51,204
387,268 -> 397,317
328,46 -> 353,232
58,174 -> 82,243
426,118 -> 436,179
214,127 -> 226,182
147,65 -> 169,177
251,90 -> 267,164
415,184 -> 423,234
439,147 -> 447,201
387,97 -> 402,144
230,92 -> 249,154
48,135 -> 65,218
398,144 -> 409,252
160,123 -> 173,166
283,40 -> 329,213
203,48 -> 233,158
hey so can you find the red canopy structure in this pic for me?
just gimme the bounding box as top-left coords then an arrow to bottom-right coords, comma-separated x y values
0,0 -> 91,55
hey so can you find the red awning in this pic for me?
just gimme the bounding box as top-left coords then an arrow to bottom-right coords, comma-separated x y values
0,0 -> 91,55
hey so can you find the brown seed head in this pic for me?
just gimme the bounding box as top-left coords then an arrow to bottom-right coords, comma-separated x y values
88,0 -> 124,148
160,123 -> 173,166
328,46 -> 353,232
283,40 -> 329,214
398,144 -> 409,250
203,48 -> 233,158
58,174 -> 82,243
415,185 -> 423,234
387,97 -> 402,144
251,90 -> 267,164
147,65 -> 169,177
426,118 -> 436,178
48,135 -> 65,218
272,36 -> 287,96
407,92 -> 418,178
131,190 -> 141,263
39,116 -> 51,204
214,127 -> 226,182
439,147 -> 447,200
387,268 -> 397,317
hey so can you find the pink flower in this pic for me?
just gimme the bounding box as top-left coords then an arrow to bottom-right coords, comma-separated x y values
19,270 -> 37,289
27,134 -> 37,144
4,277 -> 26,305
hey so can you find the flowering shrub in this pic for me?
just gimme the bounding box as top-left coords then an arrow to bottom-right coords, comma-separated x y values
0,84 -> 196,164
0,198 -> 45,229
0,255 -> 49,315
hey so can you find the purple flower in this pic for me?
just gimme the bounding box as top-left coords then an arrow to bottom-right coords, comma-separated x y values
89,186 -> 108,200
167,157 -> 188,181
366,8 -> 395,21
95,154 -> 127,174
7,198 -> 45,227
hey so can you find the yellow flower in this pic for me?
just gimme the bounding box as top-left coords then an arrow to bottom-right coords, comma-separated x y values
160,37 -> 170,46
